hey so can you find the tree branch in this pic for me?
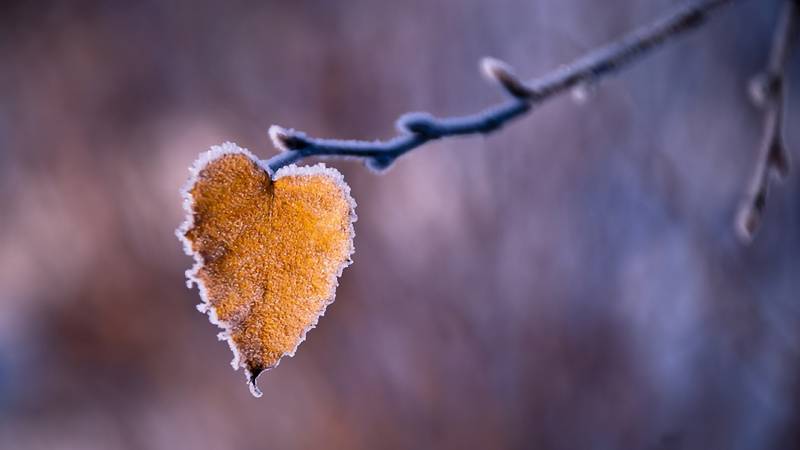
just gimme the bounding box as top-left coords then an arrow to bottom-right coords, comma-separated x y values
263,0 -> 736,173
736,0 -> 798,243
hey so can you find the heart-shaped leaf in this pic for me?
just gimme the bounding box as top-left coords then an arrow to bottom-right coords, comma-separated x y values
177,143 -> 356,397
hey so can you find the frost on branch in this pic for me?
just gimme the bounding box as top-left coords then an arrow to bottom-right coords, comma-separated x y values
176,143 -> 356,397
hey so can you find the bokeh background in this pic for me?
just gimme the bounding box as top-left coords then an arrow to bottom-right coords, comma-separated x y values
1,0 -> 799,449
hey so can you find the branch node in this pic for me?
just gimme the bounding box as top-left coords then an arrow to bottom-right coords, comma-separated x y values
365,154 -> 397,172
396,112 -> 440,137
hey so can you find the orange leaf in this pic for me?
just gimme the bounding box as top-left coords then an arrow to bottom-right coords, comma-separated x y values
177,143 -> 356,397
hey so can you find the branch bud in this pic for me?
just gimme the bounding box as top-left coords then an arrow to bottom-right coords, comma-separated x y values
736,203 -> 760,243
480,57 -> 531,99
269,125 -> 311,152
571,81 -> 598,104
768,138 -> 790,180
749,73 -> 781,108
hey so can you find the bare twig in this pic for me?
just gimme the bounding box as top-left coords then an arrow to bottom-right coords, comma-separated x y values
263,0 -> 735,173
736,0 -> 798,243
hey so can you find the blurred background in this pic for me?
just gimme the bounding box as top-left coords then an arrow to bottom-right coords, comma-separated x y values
1,0 -> 799,449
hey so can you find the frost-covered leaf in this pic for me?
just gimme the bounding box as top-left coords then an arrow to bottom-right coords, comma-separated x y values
177,143 -> 356,397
